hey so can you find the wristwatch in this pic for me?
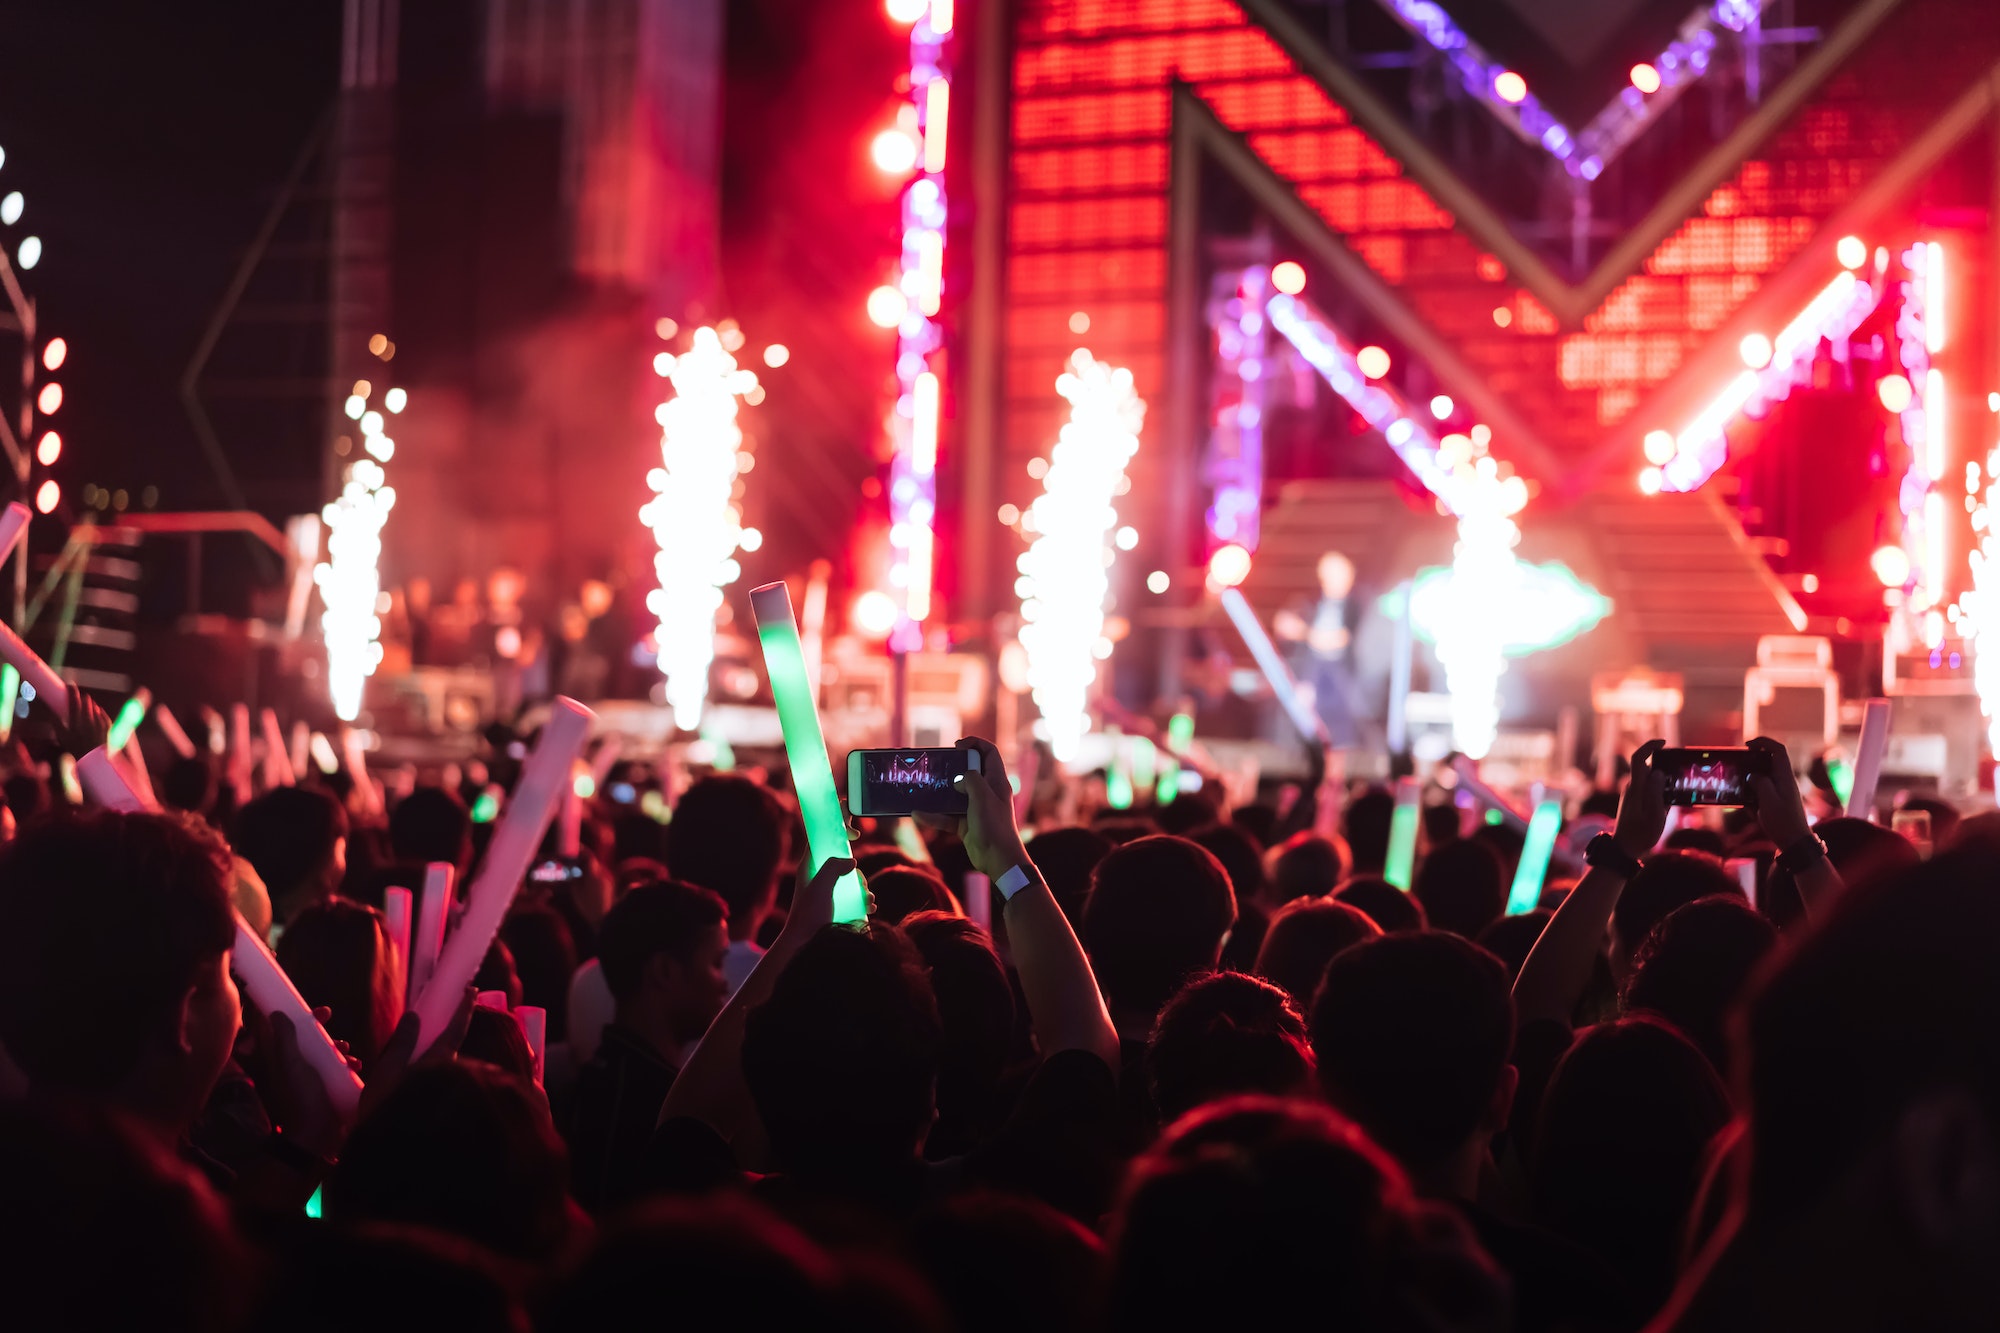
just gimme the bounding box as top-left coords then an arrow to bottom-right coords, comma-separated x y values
995,863 -> 1034,900
1775,831 -> 1828,874
1583,831 -> 1644,879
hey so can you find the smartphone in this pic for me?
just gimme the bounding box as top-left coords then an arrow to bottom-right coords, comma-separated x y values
530,857 -> 584,885
1892,809 -> 1932,858
1654,747 -> 1767,807
846,747 -> 982,817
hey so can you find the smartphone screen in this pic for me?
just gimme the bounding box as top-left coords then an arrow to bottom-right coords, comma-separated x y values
1656,748 -> 1760,807
530,858 -> 584,885
848,748 -> 978,817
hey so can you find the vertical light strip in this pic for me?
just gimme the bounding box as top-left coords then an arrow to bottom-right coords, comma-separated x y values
316,362 -> 403,721
924,79 -> 949,174
1926,242 -> 1945,353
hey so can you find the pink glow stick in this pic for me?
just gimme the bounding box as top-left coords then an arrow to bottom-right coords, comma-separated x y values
0,619 -> 68,716
409,862 -> 455,1010
152,702 -> 198,759
229,704 -> 253,802
260,708 -> 296,788
120,738 -> 157,809
0,501 -> 30,564
382,886 -> 413,999
77,747 -> 147,812
515,1006 -> 546,1085
232,912 -> 364,1118
558,760 -> 583,859
289,720 -> 310,786
475,990 -> 509,1011
410,698 -> 594,1054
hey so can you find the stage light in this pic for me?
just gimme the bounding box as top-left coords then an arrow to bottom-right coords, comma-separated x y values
343,394 -> 364,419
17,236 -> 40,269
33,480 -> 57,514
641,326 -> 760,731
384,387 -> 407,413
1115,524 -> 1138,550
1638,467 -> 1663,494
740,527 -> 764,551
867,285 -> 907,328
1739,333 -> 1772,369
1147,570 -> 1170,594
886,0 -> 926,20
35,432 -> 58,466
1430,395 -> 1454,420
1630,63 -> 1661,94
41,338 -> 65,372
929,0 -> 953,32
997,502 -> 1019,524
315,368 -> 401,720
924,78 -> 949,173
1356,345 -> 1391,379
1492,306 -> 1512,327
0,192 -> 19,225
1493,71 -> 1527,104
361,409 -> 384,436
1208,543 -> 1252,588
762,343 -> 790,368
1068,311 -> 1090,334
1926,243 -> 1945,353
1271,261 -> 1306,295
1018,349 -> 1144,761
655,318 -> 678,340
1871,544 -> 1911,587
1877,373 -> 1913,413
1643,429 -> 1676,465
35,383 -> 59,414
1836,235 -> 1867,269
854,588 -> 899,637
871,127 -> 920,175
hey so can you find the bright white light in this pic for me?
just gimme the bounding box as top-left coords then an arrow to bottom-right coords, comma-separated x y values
34,431 -> 59,466
854,588 -> 899,637
1271,261 -> 1306,295
33,479 -> 57,514
886,0 -> 927,21
1927,243 -> 1945,353
763,343 -> 790,368
1739,333 -> 1773,368
41,337 -> 65,372
1357,345 -> 1391,379
1208,544 -> 1252,588
1642,429 -> 1676,465
0,192 -> 19,226
1836,235 -> 1868,269
1493,71 -> 1527,104
868,285 -> 908,328
1114,524 -> 1138,550
871,127 -> 921,174
1878,374 -> 1913,413
641,325 -> 759,731
384,387 -> 407,413
1629,63 -> 1661,94
17,236 -> 40,270
1018,349 -> 1144,761
1147,570 -> 1170,593
315,372 -> 405,720
1430,395 -> 1454,420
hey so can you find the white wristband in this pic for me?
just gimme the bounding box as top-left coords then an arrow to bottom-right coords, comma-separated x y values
995,863 -> 1033,900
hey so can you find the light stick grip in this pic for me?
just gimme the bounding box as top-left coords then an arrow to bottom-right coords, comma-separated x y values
1507,800 -> 1564,915
749,582 -> 866,923
382,886 -> 413,1001
0,619 -> 69,720
409,862 -> 454,1010
152,702 -> 198,759
1384,777 -> 1420,891
232,914 -> 364,1118
1844,698 -> 1893,823
410,698 -> 594,1054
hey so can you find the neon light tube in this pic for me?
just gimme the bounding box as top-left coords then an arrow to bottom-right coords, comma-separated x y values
1508,799 -> 1563,915
382,886 -> 412,1002
106,687 -> 150,752
409,862 -> 454,1009
1219,587 -> 1329,746
1844,697 -> 1893,821
750,581 -> 867,923
1384,777 -> 1421,891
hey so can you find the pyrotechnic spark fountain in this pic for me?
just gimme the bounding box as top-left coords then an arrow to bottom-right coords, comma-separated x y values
1017,350 -> 1144,762
642,326 -> 760,731
315,367 -> 403,721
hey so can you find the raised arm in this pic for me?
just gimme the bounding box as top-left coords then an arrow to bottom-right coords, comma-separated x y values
1513,740 -> 1666,1028
1747,735 -> 1842,920
944,737 -> 1121,1072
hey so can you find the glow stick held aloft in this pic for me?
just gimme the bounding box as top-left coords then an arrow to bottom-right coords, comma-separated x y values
78,748 -> 147,813
106,688 -> 150,751
232,915 -> 364,1118
411,697 -> 594,1054
409,862 -> 454,1009
382,886 -> 413,1000
1219,588 -> 1331,747
749,581 -> 866,924
1507,799 -> 1564,915
1384,777 -> 1421,891
1843,698 -> 1893,823
0,619 -> 69,715
289,720 -> 311,786
152,701 -> 198,759
0,664 -> 18,743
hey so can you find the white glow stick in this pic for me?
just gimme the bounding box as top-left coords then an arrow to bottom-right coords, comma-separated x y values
587,733 -> 623,789
289,720 -> 311,786
229,704 -> 253,802
309,731 -> 339,775
78,748 -> 147,812
152,702 -> 198,759
1219,587 -> 1331,747
0,501 -> 30,564
411,697 -> 594,1054
0,619 -> 68,715
232,912 -> 364,1118
558,760 -> 583,859
260,708 -> 296,788
1844,698 -> 1893,823
515,1005 -> 547,1085
341,727 -> 380,817
382,886 -> 413,998
409,862 -> 455,1010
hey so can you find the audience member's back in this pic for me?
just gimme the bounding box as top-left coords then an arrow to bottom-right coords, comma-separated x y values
1611,850 -> 1740,970
1412,838 -> 1506,940
1026,825 -> 1114,927
910,1191 -> 1105,1333
1107,1097 -> 1506,1333
250,1222 -> 526,1333
903,911 -> 1016,1158
665,776 -> 787,969
1252,897 -> 1380,1007
1531,1016 -> 1731,1311
233,785 -> 348,925
1342,787 -> 1394,875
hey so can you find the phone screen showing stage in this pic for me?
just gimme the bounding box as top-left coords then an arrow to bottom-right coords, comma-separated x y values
858,749 -> 972,816
1657,749 -> 1757,807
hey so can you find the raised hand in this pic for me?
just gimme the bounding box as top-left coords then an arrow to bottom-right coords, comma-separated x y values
1612,739 -> 1668,861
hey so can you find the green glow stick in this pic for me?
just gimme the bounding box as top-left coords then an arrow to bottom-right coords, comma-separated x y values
700,724 -> 737,773
1507,799 -> 1564,915
1155,756 -> 1181,806
305,1184 -> 323,1219
1167,711 -> 1194,753
0,663 -> 17,743
750,582 -> 866,924
106,688 -> 150,752
470,790 -> 499,824
1384,777 -> 1420,890
1130,736 -> 1157,791
1827,755 -> 1853,808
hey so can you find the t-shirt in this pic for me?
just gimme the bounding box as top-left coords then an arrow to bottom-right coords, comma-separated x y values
723,939 -> 764,997
564,1022 -> 680,1214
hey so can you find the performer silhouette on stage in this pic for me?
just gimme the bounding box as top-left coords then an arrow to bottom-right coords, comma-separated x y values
1274,550 -> 1361,748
